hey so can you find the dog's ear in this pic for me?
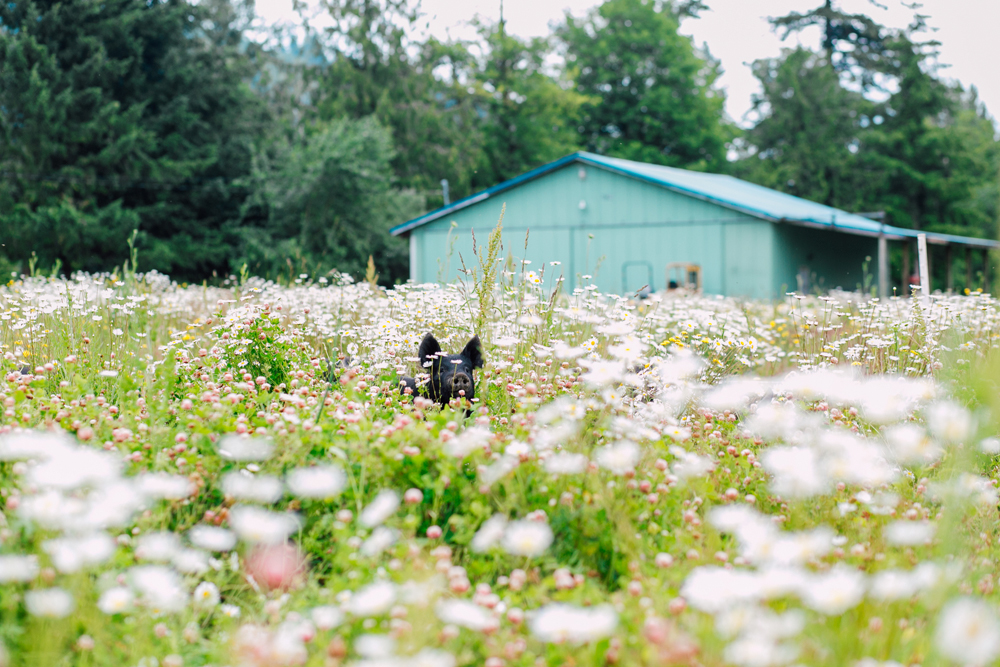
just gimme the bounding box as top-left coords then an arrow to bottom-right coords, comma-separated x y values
418,334 -> 442,367
461,336 -> 484,369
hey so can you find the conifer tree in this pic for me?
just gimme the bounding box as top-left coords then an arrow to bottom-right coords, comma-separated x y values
0,0 -> 266,279
735,48 -> 872,211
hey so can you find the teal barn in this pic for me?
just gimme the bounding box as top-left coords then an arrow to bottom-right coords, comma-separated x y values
391,152 -> 996,299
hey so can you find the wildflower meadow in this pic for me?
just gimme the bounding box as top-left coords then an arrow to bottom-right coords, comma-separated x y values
2,244 -> 1000,667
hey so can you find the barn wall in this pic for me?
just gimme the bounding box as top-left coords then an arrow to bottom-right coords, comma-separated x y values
772,225 -> 879,295
411,163 -> 780,298
724,220 -> 777,299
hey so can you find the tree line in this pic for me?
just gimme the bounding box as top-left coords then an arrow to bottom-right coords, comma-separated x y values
0,0 -> 996,286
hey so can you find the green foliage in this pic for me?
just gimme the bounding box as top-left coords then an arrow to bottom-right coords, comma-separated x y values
737,9 -> 1000,293
770,0 -> 891,90
550,506 -> 630,587
558,0 -> 733,170
296,0 -> 486,206
734,48 -> 871,210
472,206 -> 505,340
237,116 -> 421,283
0,0 -> 268,281
0,200 -> 142,276
305,0 -> 417,120
858,30 -> 1000,237
295,3 -> 588,204
465,20 -> 589,188
214,308 -> 312,389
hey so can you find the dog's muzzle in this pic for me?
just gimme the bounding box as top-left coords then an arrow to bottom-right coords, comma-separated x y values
449,373 -> 472,397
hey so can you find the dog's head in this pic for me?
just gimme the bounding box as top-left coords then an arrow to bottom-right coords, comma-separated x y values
418,333 -> 483,405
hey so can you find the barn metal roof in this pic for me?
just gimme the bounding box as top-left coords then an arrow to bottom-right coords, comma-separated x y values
390,151 -> 998,249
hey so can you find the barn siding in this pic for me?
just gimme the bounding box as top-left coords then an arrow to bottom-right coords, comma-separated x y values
723,220 -> 776,299
412,164 -> 781,297
412,162 -> 877,299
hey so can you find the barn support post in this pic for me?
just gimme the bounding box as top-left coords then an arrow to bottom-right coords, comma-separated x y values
409,234 -> 418,283
917,234 -> 931,297
877,233 -> 889,298
902,240 -> 910,295
926,246 -> 932,292
984,248 -> 991,291
966,246 -> 972,292
945,245 -> 954,293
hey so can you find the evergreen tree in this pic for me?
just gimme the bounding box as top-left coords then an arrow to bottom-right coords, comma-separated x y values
558,0 -> 732,170
0,0 -> 267,279
734,48 -> 872,211
740,6 -> 999,242
858,28 -> 998,236
770,0 -> 891,90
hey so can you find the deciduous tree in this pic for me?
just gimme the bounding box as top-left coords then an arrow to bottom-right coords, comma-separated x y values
558,0 -> 731,170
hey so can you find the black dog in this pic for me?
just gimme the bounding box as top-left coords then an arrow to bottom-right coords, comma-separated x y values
399,334 -> 483,406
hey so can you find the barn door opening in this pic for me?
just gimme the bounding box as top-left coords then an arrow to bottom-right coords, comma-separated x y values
622,261 -> 654,296
666,263 -> 701,292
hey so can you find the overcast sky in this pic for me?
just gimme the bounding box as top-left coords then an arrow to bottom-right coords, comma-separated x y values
253,0 -> 1000,129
